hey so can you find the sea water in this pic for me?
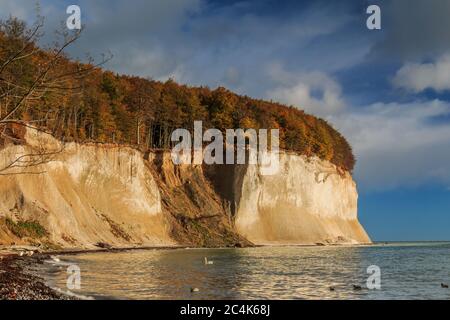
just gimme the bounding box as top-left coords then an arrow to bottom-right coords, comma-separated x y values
31,242 -> 450,300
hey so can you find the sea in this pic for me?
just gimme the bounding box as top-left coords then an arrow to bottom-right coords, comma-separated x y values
30,242 -> 450,300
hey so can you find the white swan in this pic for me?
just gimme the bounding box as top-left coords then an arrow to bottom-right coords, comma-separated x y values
204,257 -> 214,265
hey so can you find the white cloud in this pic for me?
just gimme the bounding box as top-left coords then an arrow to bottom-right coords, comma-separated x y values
265,62 -> 450,190
393,54 -> 450,93
332,100 -> 450,190
266,64 -> 450,191
266,64 -> 345,117
0,0 -> 370,97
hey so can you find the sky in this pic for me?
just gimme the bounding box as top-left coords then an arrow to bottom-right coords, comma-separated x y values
1,0 -> 450,241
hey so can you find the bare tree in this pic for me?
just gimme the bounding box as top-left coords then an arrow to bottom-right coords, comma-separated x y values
0,15 -> 110,175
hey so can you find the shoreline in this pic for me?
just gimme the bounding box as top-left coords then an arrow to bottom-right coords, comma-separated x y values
0,242 -> 375,300
0,244 -> 191,300
0,253 -> 74,300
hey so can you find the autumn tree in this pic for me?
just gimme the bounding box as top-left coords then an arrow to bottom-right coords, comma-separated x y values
0,16 -> 109,174
0,16 -> 356,172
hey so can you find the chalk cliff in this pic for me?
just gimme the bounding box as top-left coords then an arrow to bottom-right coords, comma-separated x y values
0,127 -> 370,248
0,128 -> 173,248
234,154 -> 370,245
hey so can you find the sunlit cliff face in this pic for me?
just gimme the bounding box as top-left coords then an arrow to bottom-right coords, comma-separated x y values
234,154 -> 371,245
0,128 -> 369,248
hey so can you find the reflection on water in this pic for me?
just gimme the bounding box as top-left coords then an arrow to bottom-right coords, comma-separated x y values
32,242 -> 450,300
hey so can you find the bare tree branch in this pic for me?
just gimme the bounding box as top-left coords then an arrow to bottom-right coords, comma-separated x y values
0,17 -> 106,176
0,30 -> 81,123
0,17 -> 43,74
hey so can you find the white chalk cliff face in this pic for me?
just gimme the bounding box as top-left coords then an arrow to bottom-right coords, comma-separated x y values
0,128 -> 173,248
234,153 -> 371,244
0,128 -> 370,247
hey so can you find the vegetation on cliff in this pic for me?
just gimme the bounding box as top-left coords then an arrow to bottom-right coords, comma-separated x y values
0,16 -> 355,171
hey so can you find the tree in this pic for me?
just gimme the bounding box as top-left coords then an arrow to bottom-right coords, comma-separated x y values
0,16 -> 109,174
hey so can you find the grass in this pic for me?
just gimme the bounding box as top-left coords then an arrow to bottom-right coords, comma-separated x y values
5,217 -> 48,238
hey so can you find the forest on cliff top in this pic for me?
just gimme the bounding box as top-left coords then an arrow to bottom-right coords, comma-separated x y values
0,17 -> 355,171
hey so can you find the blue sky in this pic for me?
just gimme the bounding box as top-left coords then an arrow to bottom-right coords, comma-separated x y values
2,0 -> 450,241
